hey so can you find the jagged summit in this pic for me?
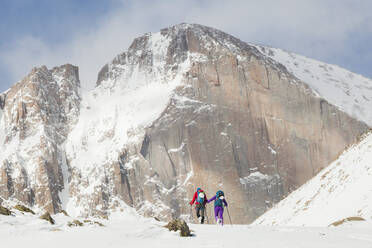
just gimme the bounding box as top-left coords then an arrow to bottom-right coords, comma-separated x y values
95,23 -> 372,128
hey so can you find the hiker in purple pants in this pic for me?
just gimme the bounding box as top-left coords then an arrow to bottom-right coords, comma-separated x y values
207,190 -> 228,225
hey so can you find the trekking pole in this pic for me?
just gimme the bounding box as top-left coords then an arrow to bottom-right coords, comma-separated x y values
205,206 -> 209,224
189,205 -> 193,223
226,206 -> 233,226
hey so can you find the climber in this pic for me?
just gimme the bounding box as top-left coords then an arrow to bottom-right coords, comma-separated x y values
207,190 -> 228,225
189,187 -> 208,224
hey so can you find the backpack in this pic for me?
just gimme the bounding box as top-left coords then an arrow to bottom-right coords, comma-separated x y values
214,190 -> 224,207
196,188 -> 205,204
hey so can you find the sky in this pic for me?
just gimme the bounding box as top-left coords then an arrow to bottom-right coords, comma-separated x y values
0,0 -> 371,92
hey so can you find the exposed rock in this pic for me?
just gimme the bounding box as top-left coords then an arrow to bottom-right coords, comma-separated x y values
329,217 -> 365,227
0,64 -> 81,214
99,215 -> 109,220
40,212 -> 55,224
67,219 -> 84,227
14,204 -> 35,214
0,205 -> 11,215
0,92 -> 6,110
154,217 -> 160,221
94,221 -> 105,227
59,210 -> 69,216
83,219 -> 105,227
165,219 -> 191,237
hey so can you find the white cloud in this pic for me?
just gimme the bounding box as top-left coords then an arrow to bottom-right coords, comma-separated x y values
1,0 -> 372,90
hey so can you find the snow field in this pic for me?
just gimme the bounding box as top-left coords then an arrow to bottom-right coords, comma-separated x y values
1,211 -> 372,248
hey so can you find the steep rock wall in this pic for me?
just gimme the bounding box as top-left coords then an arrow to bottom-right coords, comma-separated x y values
137,25 -> 368,223
67,24 -> 367,223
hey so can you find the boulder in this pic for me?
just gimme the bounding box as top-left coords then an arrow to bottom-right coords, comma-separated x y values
59,210 -> 69,216
165,219 -> 191,237
329,216 -> 365,227
14,204 -> 35,214
0,205 -> 11,215
67,219 -> 84,227
40,212 -> 55,224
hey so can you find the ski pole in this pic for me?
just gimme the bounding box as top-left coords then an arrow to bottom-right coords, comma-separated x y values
226,206 -> 233,226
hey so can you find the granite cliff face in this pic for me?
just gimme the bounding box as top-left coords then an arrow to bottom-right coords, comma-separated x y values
0,24 -> 370,223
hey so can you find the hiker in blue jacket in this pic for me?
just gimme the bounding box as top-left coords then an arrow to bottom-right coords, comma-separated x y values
207,190 -> 228,225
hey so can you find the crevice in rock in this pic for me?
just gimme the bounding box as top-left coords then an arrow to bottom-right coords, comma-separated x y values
264,65 -> 270,89
162,141 -> 177,177
320,99 -> 328,116
119,151 -> 134,206
140,134 -> 150,158
214,62 -> 221,86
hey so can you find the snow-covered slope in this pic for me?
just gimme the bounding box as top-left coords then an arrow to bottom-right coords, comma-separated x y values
253,130 -> 372,226
255,45 -> 372,126
1,210 -> 372,248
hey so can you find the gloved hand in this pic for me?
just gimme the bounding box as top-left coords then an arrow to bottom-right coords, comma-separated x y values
189,201 -> 193,206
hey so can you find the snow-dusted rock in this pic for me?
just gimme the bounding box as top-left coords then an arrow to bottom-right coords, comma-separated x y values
255,45 -> 372,126
0,24 -> 369,223
0,64 -> 80,213
63,24 -> 368,222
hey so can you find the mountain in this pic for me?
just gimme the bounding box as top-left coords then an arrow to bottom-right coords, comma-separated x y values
0,23 -> 370,223
0,65 -> 80,213
253,130 -> 372,226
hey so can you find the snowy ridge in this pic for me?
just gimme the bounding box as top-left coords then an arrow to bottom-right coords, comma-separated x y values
254,45 -> 372,126
253,130 -> 372,226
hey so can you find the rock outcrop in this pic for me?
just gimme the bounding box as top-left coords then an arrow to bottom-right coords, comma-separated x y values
0,24 -> 369,223
0,205 -> 11,215
165,219 -> 191,237
0,64 -> 81,213
39,212 -> 55,224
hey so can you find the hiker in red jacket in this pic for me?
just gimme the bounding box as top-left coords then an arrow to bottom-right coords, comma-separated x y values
189,187 -> 208,224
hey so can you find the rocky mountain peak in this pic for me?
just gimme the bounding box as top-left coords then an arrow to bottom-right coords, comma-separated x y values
0,24 -> 369,223
70,24 -> 368,222
0,64 -> 81,213
96,23 -> 264,87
